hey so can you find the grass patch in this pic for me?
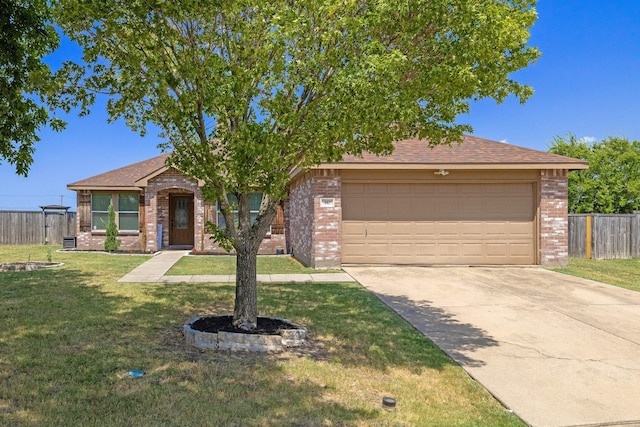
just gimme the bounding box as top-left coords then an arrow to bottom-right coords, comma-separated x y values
1,245 -> 522,426
166,254 -> 319,275
553,257 -> 640,292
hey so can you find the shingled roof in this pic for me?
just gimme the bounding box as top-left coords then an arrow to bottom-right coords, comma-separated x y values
328,135 -> 589,170
68,136 -> 588,190
67,152 -> 171,190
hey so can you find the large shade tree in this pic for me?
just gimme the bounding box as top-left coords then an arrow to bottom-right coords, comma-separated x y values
549,134 -> 640,214
55,0 -> 539,329
1,0 -> 67,175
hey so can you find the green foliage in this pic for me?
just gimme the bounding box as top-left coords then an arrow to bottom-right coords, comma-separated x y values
0,0 -> 89,175
0,0 -> 57,175
549,134 -> 640,213
103,201 -> 120,252
54,0 -> 540,324
54,0 -> 539,237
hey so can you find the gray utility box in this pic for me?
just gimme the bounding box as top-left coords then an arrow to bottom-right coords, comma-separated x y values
63,236 -> 77,249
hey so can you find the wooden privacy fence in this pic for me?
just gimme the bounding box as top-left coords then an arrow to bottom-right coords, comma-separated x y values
568,212 -> 640,259
0,210 -> 76,245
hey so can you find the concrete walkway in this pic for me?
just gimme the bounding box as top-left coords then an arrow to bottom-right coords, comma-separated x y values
117,251 -> 355,283
344,266 -> 640,427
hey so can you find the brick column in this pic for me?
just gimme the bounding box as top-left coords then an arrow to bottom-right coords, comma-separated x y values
540,169 -> 569,267
288,169 -> 342,268
311,169 -> 342,269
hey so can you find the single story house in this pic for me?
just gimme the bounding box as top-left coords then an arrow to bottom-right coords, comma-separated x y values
67,135 -> 588,268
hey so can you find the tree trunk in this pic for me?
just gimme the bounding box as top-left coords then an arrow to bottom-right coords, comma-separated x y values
233,244 -> 259,330
230,195 -> 279,330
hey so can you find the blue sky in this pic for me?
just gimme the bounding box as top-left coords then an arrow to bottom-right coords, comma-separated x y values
1,1 -> 639,211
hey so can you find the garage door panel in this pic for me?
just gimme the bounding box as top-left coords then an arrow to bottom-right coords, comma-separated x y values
414,222 -> 438,236
367,243 -> 391,256
342,222 -> 365,237
342,182 -> 535,265
363,199 -> 389,218
390,222 -> 413,236
461,222 -> 483,236
368,184 -> 389,194
342,197 -> 365,219
509,243 -> 535,257
366,222 -> 390,237
438,243 -> 461,255
412,184 -> 435,194
484,222 -> 511,236
462,243 -> 483,257
415,243 -> 437,256
436,222 -> 461,237
391,243 -> 413,257
504,222 -> 535,237
394,200 -> 415,220
485,243 -> 509,257
342,242 -> 365,259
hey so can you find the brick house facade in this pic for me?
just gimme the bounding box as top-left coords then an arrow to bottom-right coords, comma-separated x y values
69,156 -> 285,254
69,136 -> 587,266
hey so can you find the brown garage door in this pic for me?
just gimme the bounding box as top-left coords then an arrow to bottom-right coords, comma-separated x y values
342,182 -> 535,265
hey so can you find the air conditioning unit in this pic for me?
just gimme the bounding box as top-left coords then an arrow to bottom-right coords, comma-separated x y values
63,236 -> 77,249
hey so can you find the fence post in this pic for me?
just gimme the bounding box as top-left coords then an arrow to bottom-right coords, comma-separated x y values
586,215 -> 592,259
634,211 -> 640,258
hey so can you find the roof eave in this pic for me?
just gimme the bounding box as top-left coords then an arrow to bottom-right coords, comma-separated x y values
67,185 -> 144,192
134,166 -> 171,186
134,166 -> 206,187
316,162 -> 589,170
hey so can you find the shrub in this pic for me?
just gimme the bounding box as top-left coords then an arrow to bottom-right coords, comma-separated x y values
104,201 -> 121,252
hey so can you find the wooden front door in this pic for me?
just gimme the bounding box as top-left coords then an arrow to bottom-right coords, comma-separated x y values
169,195 -> 194,247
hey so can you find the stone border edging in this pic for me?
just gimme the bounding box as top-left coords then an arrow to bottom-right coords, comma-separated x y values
183,315 -> 307,352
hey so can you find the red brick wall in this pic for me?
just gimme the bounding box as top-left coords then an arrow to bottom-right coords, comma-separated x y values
144,169 -> 202,252
288,172 -> 314,266
74,190 -> 145,251
539,169 -> 569,267
74,168 -> 287,254
288,169 -> 342,269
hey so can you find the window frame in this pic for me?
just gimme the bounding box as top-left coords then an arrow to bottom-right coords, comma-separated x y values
216,193 -> 262,229
117,193 -> 140,232
90,192 -> 140,233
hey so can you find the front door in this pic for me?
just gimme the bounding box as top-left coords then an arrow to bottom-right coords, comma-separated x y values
169,195 -> 194,247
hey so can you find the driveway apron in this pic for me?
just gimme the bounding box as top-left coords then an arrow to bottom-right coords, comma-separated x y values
343,266 -> 640,427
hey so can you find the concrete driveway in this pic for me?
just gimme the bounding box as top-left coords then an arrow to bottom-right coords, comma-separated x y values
343,266 -> 640,427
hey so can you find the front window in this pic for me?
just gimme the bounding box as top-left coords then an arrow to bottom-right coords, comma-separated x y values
91,193 -> 139,231
118,193 -> 139,231
217,193 -> 262,228
91,194 -> 111,230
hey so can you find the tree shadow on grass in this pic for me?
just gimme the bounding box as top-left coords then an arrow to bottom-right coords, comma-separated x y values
0,270 -> 384,426
249,281 -> 500,370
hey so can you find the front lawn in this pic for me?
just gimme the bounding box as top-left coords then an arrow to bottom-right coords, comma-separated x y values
166,254 -> 318,275
1,245 -> 522,426
554,257 -> 640,292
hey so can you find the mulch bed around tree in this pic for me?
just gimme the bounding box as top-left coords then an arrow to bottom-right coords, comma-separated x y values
190,315 -> 300,335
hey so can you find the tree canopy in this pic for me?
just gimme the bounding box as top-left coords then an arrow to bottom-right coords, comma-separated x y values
54,0 -> 540,328
0,0 -> 90,175
549,134 -> 640,214
0,0 -> 62,175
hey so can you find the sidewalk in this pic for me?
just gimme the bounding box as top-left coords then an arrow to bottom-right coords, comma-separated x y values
118,251 -> 355,283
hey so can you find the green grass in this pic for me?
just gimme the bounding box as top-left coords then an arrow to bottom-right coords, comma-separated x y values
553,257 -> 640,292
166,254 -> 319,275
0,245 -> 523,426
